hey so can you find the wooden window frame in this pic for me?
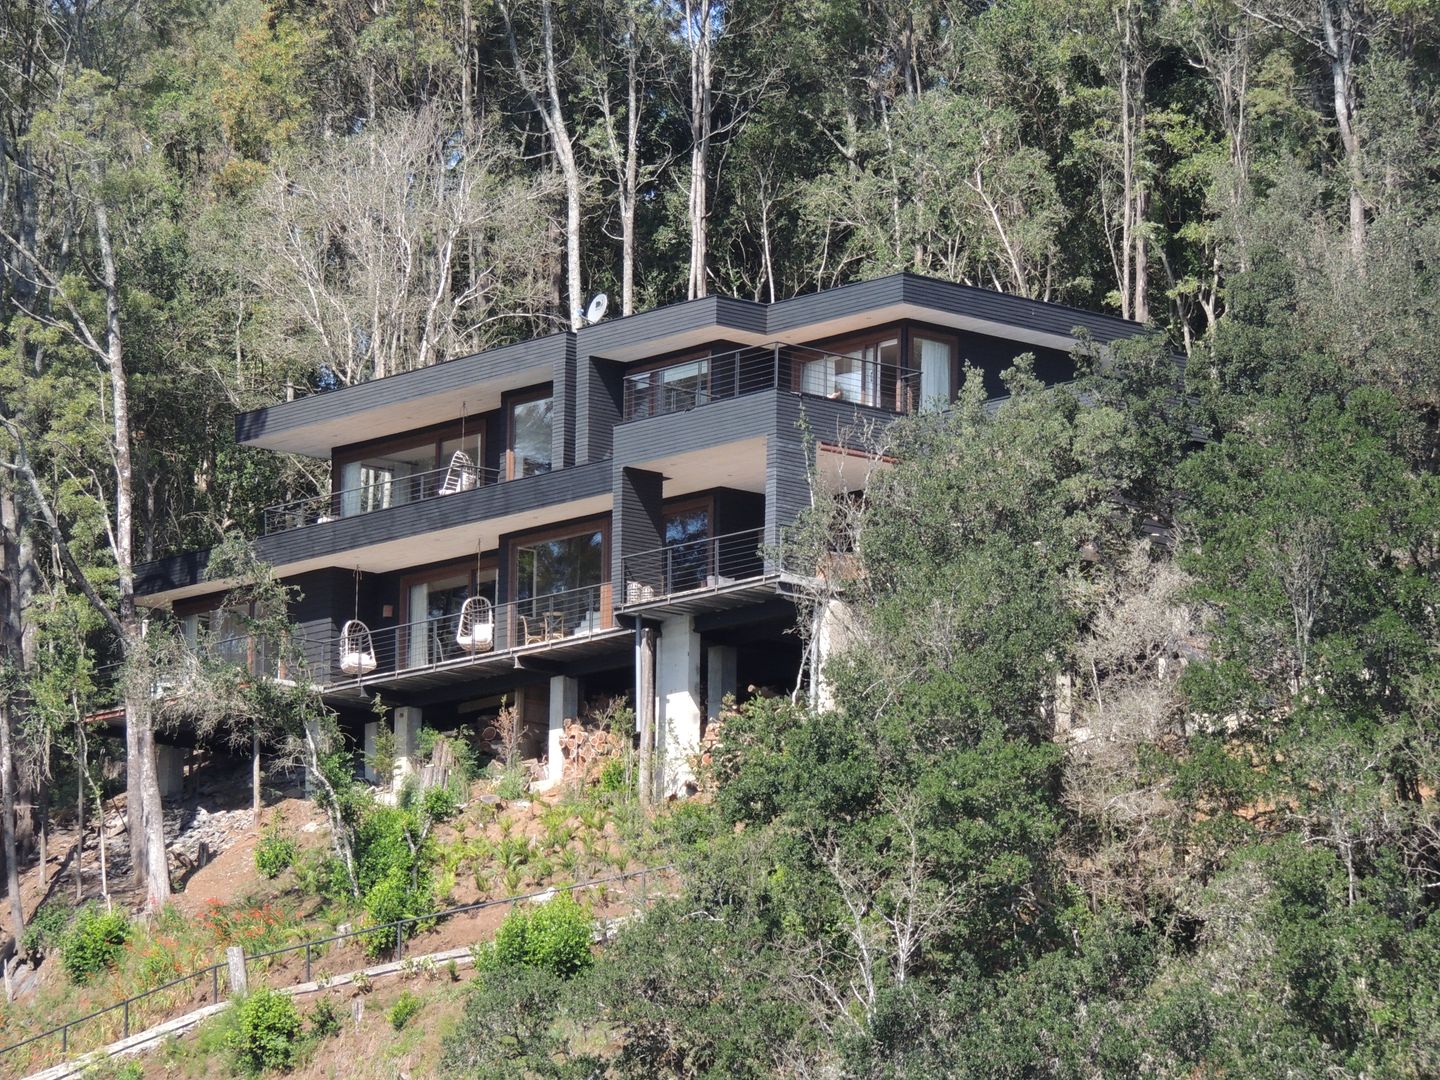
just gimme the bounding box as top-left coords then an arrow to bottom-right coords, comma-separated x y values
502,384 -> 555,480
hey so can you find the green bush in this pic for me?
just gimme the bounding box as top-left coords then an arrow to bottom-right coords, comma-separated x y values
596,757 -> 628,793
361,868 -> 434,958
309,995 -> 342,1039
21,901 -> 72,956
229,988 -> 303,1073
61,905 -> 131,983
477,894 -> 593,978
255,828 -> 299,879
421,784 -> 460,823
388,989 -> 423,1030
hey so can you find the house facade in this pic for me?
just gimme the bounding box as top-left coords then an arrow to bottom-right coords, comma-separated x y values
135,273 -> 1144,794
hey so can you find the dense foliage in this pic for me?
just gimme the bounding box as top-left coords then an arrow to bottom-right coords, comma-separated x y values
228,988 -> 303,1074
0,0 -> 1437,1075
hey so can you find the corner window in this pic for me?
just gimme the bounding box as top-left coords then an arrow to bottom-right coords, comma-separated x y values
911,335 -> 955,411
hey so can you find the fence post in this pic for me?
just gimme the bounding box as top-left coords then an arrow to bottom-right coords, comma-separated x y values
212,965 -> 219,1003
305,943 -> 312,983
123,1000 -> 130,1040
226,946 -> 248,999
61,1024 -> 67,1054
395,924 -> 403,960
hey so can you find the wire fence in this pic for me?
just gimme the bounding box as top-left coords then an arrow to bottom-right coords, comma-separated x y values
0,863 -> 672,1073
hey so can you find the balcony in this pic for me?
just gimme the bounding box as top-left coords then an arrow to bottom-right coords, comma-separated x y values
262,458 -> 500,536
322,582 -> 622,693
620,527 -> 780,615
620,344 -> 922,423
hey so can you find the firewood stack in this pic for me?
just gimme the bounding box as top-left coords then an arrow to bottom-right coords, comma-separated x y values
559,718 -> 624,783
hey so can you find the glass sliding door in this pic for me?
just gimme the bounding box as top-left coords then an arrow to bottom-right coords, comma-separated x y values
663,507 -> 711,592
508,393 -> 553,478
515,528 -> 604,636
406,572 -> 470,668
801,337 -> 895,407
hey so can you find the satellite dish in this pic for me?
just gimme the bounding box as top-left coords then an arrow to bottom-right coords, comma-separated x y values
584,293 -> 609,324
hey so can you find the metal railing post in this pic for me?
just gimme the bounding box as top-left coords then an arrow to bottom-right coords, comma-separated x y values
213,965 -> 219,1002
772,344 -> 781,391
395,924 -> 404,959
305,943 -> 311,983
123,1000 -> 129,1039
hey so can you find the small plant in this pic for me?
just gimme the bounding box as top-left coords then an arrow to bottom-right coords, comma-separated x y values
388,990 -> 422,1030
61,905 -> 131,984
446,957 -> 460,981
353,970 -> 373,994
421,784 -> 460,822
490,762 -> 529,801
229,988 -> 303,1073
254,826 -> 299,880
21,901 -> 71,956
309,994 -> 342,1038
369,727 -> 398,783
596,757 -> 628,793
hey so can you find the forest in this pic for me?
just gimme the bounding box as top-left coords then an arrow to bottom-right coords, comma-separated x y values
1,0 -> 1439,1075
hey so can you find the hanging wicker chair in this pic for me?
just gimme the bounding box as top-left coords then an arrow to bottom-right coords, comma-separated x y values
455,596 -> 494,653
339,619 -> 377,675
437,450 -> 478,496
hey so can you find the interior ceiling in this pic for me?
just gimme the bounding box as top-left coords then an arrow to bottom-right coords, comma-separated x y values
143,493 -> 613,607
243,364 -> 551,457
625,437 -> 768,498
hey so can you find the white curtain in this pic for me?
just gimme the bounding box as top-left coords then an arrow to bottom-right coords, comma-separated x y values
917,337 -> 952,411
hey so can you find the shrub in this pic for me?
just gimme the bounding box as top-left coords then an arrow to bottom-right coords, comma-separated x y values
596,757 -> 628,793
421,784 -> 459,823
477,894 -> 593,978
309,995 -> 342,1039
229,988 -> 303,1073
21,901 -> 72,956
388,989 -> 422,1030
361,868 -> 434,959
61,906 -> 131,983
255,828 -> 299,880
489,761 -> 529,801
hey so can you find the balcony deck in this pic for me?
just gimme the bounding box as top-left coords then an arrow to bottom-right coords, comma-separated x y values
619,527 -> 786,617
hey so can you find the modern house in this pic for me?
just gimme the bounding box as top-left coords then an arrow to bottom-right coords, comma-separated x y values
135,273 -> 1145,794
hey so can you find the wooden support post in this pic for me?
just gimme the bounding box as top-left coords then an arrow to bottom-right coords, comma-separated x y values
226,946 -> 248,998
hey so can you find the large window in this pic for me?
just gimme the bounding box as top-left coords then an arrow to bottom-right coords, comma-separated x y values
663,506 -> 711,592
508,392 -> 553,478
515,528 -> 604,634
405,570 -> 480,668
911,334 -> 955,411
629,358 -> 711,419
337,429 -> 482,517
800,337 -> 896,407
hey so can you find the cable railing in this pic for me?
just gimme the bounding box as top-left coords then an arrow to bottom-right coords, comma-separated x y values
621,527 -> 770,605
329,582 -> 616,685
621,342 -> 923,422
0,864 -> 671,1071
261,459 -> 500,535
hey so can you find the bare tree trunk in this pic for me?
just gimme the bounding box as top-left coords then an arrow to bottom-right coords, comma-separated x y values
75,718 -> 86,902
0,482 -> 26,939
1322,0 -> 1366,258
685,0 -> 715,299
91,181 -> 170,910
252,726 -> 261,827
500,0 -> 584,329
638,626 -> 657,805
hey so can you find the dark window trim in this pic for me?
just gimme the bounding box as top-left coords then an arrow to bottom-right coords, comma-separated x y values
662,494 -> 714,538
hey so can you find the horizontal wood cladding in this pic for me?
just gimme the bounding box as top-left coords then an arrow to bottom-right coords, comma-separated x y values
136,461 -> 612,596
612,389 -> 780,464
576,294 -> 767,358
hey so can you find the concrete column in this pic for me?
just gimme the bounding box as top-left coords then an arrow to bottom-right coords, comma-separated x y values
812,598 -> 857,712
706,645 -> 738,724
155,744 -> 186,798
363,721 -> 380,783
657,615 -> 702,796
543,675 -> 580,788
393,706 -> 422,781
